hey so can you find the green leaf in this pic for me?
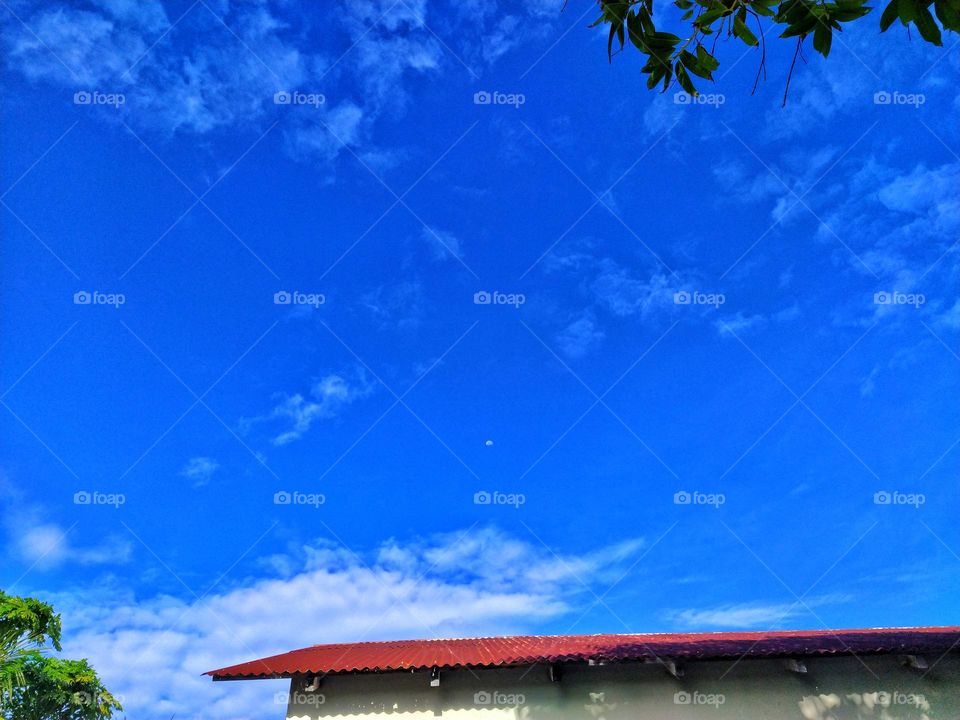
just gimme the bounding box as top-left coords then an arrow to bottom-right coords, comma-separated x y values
781,13 -> 819,36
646,67 -> 665,89
604,1 -> 631,21
778,0 -> 814,24
831,5 -> 872,20
639,7 -> 656,32
627,10 -> 643,49
897,0 -> 917,23
914,3 -> 943,43
696,7 -> 729,25
650,31 -> 683,44
680,49 -> 715,78
697,44 -> 721,70
662,64 -> 674,91
813,22 -> 833,54
675,60 -> 698,95
606,21 -> 621,60
734,14 -> 760,44
879,0 -> 899,29
934,0 -> 960,31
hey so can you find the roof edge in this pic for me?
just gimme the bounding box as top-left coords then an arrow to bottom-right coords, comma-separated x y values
206,626 -> 960,680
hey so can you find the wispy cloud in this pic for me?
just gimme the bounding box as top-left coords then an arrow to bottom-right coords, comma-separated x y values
244,370 -> 375,446
180,456 -> 220,486
361,280 -> 425,330
665,595 -> 851,629
421,227 -> 464,262
543,243 -> 687,358
15,523 -> 132,568
713,306 -> 799,338
49,526 -> 645,720
1,1 -> 449,168
591,259 -> 673,318
556,312 -> 605,359
1,476 -> 132,568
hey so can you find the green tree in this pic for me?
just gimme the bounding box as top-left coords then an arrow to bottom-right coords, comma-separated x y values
591,0 -> 959,102
0,591 -> 121,720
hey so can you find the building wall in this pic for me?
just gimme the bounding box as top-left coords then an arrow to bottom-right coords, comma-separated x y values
283,654 -> 959,719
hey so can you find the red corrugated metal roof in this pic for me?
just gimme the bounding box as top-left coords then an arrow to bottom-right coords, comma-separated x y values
206,627 -> 960,679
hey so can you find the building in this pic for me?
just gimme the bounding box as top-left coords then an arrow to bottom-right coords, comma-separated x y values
207,627 -> 960,719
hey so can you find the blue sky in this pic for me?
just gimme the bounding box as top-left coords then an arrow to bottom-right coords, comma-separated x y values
1,0 -> 958,717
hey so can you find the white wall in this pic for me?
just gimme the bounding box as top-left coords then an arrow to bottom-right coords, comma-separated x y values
283,654 -> 959,719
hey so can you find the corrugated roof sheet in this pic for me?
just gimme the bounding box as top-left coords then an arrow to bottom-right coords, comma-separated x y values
206,626 -> 960,679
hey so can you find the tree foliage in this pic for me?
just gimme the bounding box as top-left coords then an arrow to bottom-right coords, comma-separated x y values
592,0 -> 959,102
0,591 -> 120,720
0,593 -> 62,701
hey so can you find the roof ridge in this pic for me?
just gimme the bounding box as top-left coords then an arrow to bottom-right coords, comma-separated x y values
203,626 -> 960,678
298,625 -> 960,648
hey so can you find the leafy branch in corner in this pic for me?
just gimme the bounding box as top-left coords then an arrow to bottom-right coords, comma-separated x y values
592,0 -> 958,103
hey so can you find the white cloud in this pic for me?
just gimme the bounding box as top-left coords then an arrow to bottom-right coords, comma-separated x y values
6,7 -> 147,86
421,227 -> 464,262
3,3 -> 311,133
245,371 -> 375,446
819,160 -> 960,276
447,0 -> 561,69
1,1 -> 446,167
93,0 -> 169,33
642,95 -> 683,137
811,159 -> 960,328
180,457 -> 219,486
876,162 -> 960,233
543,244 -> 689,357
0,477 -> 132,568
361,280 -> 424,329
714,311 -> 766,337
285,101 -> 366,164
14,522 -> 131,568
44,526 -> 644,720
665,596 -> 850,629
938,299 -> 960,329
859,364 -> 880,398
556,313 -> 605,359
591,260 -> 672,318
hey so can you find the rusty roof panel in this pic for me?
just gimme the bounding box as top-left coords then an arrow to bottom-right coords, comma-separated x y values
206,627 -> 960,679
